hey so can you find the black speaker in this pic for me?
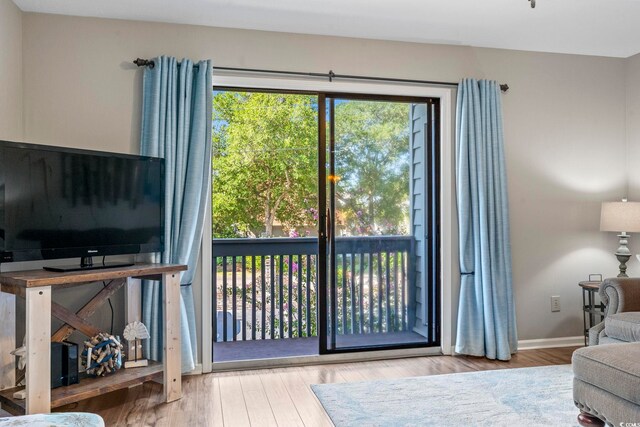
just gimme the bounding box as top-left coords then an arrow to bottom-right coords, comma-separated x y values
51,341 -> 79,389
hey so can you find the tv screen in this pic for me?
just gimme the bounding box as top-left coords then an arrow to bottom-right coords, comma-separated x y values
0,141 -> 164,264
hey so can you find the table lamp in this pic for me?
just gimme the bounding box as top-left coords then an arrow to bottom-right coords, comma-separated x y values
600,200 -> 640,277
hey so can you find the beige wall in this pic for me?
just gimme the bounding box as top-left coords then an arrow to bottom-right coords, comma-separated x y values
14,12 -> 633,364
495,50 -> 628,341
0,0 -> 22,390
0,0 -> 22,140
626,53 -> 640,203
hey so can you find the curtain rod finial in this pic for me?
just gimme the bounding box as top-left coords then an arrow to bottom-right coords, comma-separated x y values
134,58 -> 155,69
500,84 -> 509,92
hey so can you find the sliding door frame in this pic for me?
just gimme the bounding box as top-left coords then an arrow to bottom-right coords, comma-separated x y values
204,76 -> 454,371
319,92 -> 441,354
317,93 -> 329,354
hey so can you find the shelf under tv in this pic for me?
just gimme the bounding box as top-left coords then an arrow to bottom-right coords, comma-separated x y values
0,362 -> 163,416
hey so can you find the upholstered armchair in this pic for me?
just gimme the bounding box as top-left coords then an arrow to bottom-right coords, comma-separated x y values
573,277 -> 640,426
588,277 -> 640,346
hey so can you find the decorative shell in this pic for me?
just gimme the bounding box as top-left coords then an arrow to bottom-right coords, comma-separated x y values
11,336 -> 26,371
123,321 -> 150,341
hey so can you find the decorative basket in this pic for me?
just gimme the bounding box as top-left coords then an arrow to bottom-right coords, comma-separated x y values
82,332 -> 123,376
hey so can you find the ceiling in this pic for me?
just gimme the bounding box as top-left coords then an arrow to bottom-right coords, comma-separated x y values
12,0 -> 640,58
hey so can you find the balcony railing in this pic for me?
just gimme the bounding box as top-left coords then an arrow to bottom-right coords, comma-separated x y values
212,236 -> 416,343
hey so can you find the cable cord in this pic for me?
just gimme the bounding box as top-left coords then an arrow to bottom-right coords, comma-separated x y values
102,280 -> 114,335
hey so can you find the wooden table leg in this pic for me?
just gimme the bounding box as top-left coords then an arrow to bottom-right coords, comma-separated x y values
162,272 -> 181,402
25,286 -> 51,414
578,411 -> 605,427
0,287 -> 16,391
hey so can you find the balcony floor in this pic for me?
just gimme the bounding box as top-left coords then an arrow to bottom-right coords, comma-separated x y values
213,331 -> 427,362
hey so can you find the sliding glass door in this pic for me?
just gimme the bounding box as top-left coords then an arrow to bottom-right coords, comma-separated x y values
210,88 -> 440,363
319,94 -> 440,353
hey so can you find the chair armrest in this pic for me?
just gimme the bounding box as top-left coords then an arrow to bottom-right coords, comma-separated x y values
588,321 -> 605,346
599,278 -> 640,315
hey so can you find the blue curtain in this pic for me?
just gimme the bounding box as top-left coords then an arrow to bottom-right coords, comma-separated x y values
140,56 -> 212,372
455,79 -> 517,361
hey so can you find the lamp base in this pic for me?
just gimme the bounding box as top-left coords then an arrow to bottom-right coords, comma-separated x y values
616,252 -> 630,277
615,233 -> 632,277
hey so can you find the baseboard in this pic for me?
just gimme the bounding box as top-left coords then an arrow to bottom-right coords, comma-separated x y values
207,337 -> 582,373
517,336 -> 584,350
448,336 -> 584,355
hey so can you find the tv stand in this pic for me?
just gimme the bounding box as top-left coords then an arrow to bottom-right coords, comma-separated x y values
0,263 -> 186,415
43,257 -> 134,272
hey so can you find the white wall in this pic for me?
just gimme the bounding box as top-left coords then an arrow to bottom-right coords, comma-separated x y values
15,12 -> 632,365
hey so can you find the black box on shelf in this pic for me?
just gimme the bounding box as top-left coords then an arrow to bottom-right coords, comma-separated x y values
51,341 -> 79,389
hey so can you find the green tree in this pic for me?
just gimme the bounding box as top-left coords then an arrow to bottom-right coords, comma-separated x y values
334,100 -> 410,235
212,92 -> 317,237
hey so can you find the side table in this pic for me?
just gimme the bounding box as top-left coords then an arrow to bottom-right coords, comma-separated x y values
578,280 -> 605,346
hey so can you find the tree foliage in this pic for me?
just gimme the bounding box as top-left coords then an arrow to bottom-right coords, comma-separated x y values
212,92 -> 411,238
212,92 -> 317,237
334,100 -> 410,235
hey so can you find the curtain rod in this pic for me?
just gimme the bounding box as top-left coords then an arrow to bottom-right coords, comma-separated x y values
133,58 -> 509,92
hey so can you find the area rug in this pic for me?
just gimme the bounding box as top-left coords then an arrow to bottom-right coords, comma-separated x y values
311,365 -> 578,427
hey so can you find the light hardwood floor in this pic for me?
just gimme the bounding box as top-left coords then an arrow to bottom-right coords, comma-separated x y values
12,346 -> 578,426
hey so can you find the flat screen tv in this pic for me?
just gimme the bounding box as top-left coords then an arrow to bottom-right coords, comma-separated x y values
0,140 -> 164,271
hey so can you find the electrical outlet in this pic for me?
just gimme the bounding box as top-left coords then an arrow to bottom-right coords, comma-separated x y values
551,296 -> 561,312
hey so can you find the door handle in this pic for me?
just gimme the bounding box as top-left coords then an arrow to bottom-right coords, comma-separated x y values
326,208 -> 332,243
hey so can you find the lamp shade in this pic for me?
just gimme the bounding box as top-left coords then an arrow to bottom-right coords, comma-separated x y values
600,201 -> 640,232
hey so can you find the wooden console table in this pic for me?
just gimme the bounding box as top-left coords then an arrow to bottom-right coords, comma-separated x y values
0,263 -> 186,415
